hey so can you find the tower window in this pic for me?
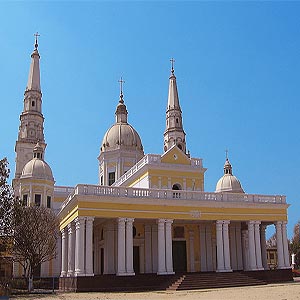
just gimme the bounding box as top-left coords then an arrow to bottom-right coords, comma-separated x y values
47,196 -> 51,208
22,194 -> 28,206
108,172 -> 115,186
32,101 -> 35,107
100,176 -> 103,186
34,194 -> 41,206
176,118 -> 179,124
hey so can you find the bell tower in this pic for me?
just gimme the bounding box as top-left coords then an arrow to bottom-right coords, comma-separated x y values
14,33 -> 46,180
163,58 -> 186,154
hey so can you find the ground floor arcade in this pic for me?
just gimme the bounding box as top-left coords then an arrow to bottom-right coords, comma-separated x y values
60,217 -> 291,278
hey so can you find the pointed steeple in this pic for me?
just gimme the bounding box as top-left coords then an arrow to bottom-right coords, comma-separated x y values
14,34 -> 46,180
167,58 -> 181,110
115,77 -> 128,123
164,58 -> 186,153
26,32 -> 41,92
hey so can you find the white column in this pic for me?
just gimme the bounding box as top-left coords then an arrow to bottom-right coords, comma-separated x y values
260,224 -> 268,270
85,217 -> 94,276
236,223 -> 243,270
229,224 -> 237,270
276,221 -> 285,269
75,217 -> 85,277
157,219 -> 166,274
60,227 -> 68,277
104,222 -> 115,274
248,221 -> 257,270
67,222 -> 75,276
189,230 -> 195,272
151,224 -> 158,273
145,224 -> 152,273
242,230 -> 249,271
254,221 -> 263,270
206,223 -> 213,271
117,218 -> 126,275
126,218 -> 135,275
223,221 -> 232,272
165,219 -> 174,274
216,221 -> 225,272
282,221 -> 290,268
199,224 -> 207,271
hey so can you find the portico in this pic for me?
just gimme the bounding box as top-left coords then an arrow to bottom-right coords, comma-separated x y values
59,184 -> 290,279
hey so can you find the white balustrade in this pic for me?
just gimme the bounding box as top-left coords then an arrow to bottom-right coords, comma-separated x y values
60,183 -> 286,213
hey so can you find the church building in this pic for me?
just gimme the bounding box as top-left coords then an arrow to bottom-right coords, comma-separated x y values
12,37 -> 291,290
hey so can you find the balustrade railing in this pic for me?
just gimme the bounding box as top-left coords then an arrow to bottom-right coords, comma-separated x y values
113,154 -> 204,186
60,183 -> 286,211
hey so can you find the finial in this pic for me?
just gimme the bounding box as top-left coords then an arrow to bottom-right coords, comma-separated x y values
170,58 -> 175,75
34,32 -> 40,50
118,77 -> 125,103
225,149 -> 229,160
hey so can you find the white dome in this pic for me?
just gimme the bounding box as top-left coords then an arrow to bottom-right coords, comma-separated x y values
21,158 -> 54,181
215,174 -> 244,193
215,158 -> 244,193
101,123 -> 143,153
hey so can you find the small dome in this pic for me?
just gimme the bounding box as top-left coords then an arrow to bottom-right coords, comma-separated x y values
101,123 -> 144,153
215,158 -> 244,193
21,158 -> 54,181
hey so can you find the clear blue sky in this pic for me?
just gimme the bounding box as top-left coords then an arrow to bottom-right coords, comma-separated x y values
1,1 -> 300,238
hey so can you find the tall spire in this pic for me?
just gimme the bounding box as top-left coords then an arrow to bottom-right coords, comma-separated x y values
26,32 -> 41,92
14,34 -> 46,180
163,58 -> 186,153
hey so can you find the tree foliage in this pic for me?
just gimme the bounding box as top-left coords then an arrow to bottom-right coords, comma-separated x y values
13,205 -> 59,280
0,157 -> 59,291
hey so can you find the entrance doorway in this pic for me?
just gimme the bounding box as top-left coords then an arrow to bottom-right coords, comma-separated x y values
172,241 -> 187,272
133,246 -> 140,274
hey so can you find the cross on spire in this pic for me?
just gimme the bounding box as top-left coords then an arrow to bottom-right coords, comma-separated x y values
170,58 -> 175,74
225,149 -> 229,160
34,32 -> 40,50
118,77 -> 125,102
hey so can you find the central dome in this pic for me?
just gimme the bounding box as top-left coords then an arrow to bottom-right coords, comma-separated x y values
101,122 -> 143,152
215,158 -> 244,193
100,92 -> 144,154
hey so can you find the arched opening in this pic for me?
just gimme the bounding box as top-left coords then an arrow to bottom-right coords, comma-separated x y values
172,183 -> 181,198
172,184 -> 181,190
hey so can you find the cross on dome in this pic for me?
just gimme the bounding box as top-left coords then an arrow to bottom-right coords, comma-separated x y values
118,77 -> 125,103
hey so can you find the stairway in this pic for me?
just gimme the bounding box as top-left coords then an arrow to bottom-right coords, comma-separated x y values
167,272 -> 267,291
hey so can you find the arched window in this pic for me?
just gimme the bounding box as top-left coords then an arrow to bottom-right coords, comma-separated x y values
172,183 -> 181,190
172,183 -> 182,199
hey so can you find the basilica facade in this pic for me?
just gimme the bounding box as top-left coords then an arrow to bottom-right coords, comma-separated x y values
13,38 -> 290,286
